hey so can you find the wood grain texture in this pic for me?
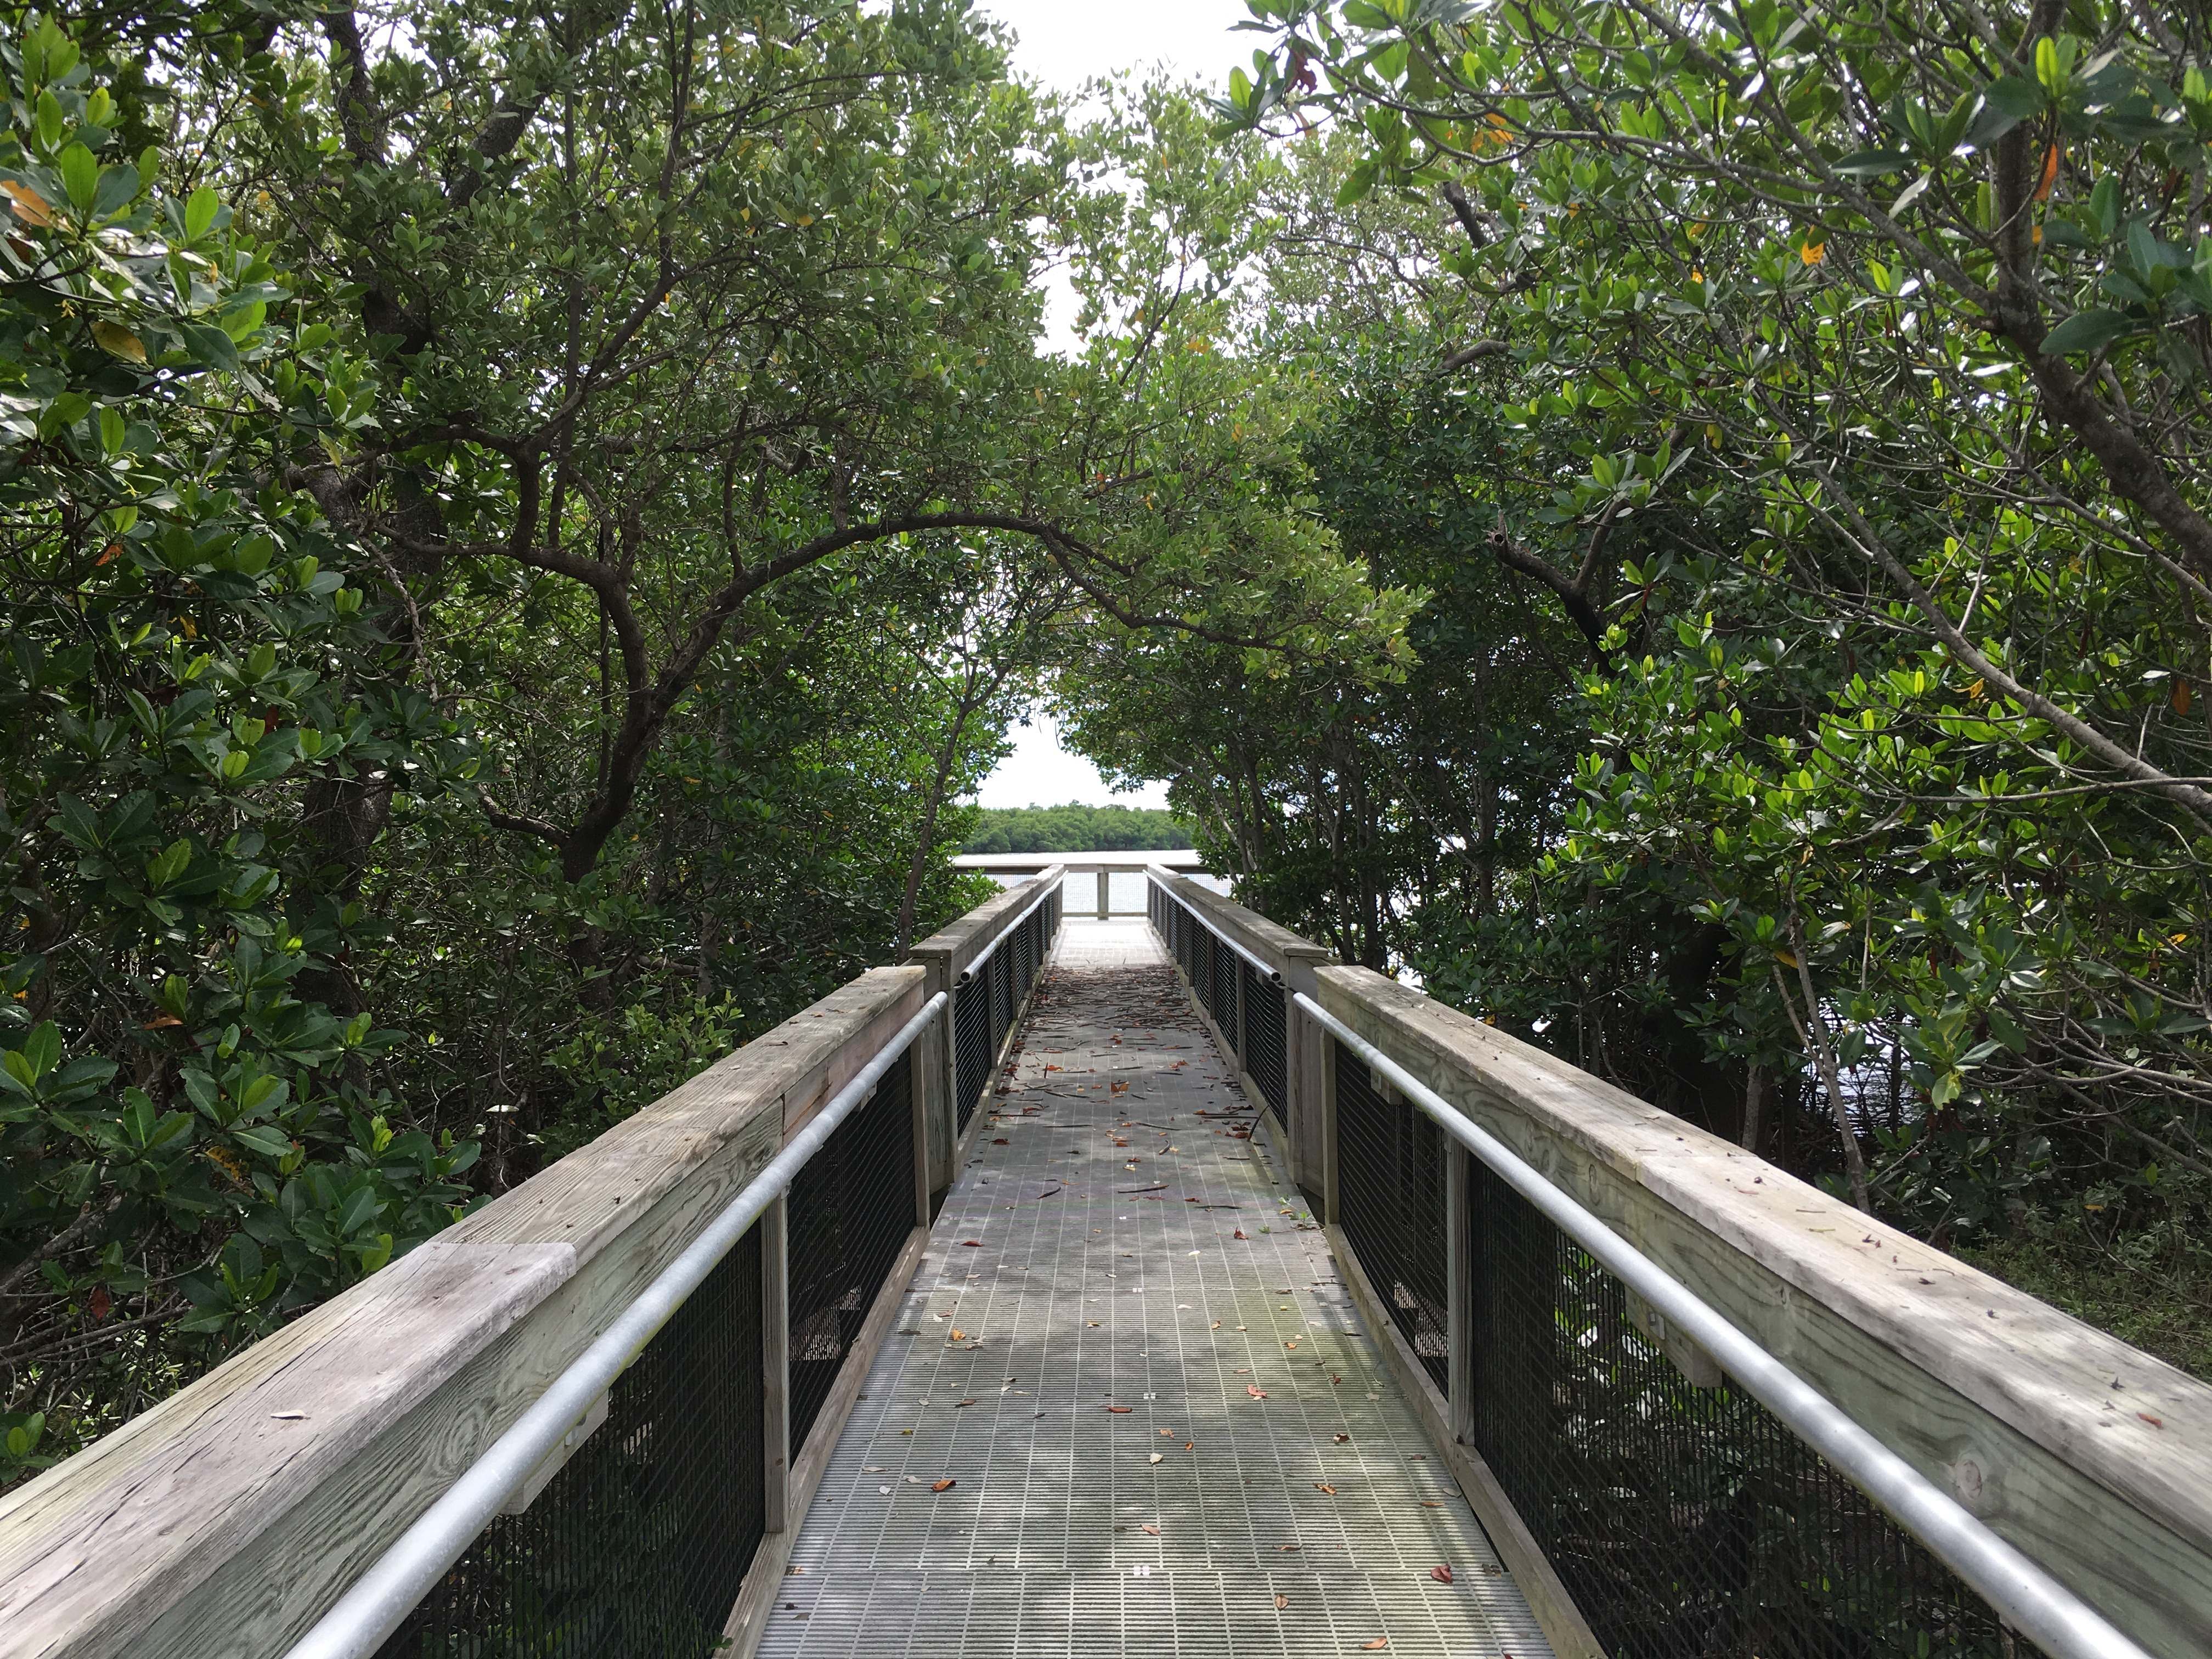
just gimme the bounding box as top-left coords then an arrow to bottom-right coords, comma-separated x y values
0,1241 -> 573,1659
1317,963 -> 2212,1657
0,966 -> 929,1659
1147,865 -> 1332,978
908,865 -> 1066,981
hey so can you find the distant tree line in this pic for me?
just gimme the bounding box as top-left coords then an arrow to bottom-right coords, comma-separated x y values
961,804 -> 1193,854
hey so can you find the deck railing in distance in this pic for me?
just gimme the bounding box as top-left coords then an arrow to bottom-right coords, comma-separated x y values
0,877 -> 1065,1659
953,852 -> 1212,918
909,866 -> 1062,1195
1143,866 -> 2212,1659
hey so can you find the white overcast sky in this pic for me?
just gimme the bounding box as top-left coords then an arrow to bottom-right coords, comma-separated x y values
969,0 -> 1253,811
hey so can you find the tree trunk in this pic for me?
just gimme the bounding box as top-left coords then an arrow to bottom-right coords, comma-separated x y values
1771,917 -> 1871,1212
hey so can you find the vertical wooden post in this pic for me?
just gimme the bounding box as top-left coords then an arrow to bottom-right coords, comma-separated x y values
762,1196 -> 790,1535
1095,867 -> 1109,919
1447,1141 -> 1474,1444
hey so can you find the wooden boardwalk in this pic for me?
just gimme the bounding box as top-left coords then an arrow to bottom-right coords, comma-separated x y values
759,919 -> 1548,1657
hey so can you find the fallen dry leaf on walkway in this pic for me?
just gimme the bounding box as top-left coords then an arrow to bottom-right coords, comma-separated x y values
960,1240 -> 983,1246
1246,1385 -> 1268,1398
1314,1483 -> 1336,1494
1141,1524 -> 1161,1535
1362,1640 -> 1389,1651
1210,1320 -> 1221,1329
1107,1405 -> 1133,1413
1274,1594 -> 1289,1610
932,1479 -> 956,1492
990,1138 -> 1009,1145
1234,1229 -> 1249,1239
1149,1453 -> 1164,1464
1333,1433 -> 1351,1443
1184,1440 -> 1194,1449
950,1329 -> 966,1341
954,1398 -> 977,1408
1431,1565 -> 1454,1584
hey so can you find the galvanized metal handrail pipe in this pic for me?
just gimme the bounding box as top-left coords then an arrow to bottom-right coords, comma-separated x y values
1145,870 -> 1282,984
281,990 -> 950,1659
1293,990 -> 2149,1659
955,874 -> 1059,985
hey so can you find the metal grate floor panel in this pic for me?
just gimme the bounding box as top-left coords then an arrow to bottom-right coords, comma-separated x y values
761,921 -> 1550,1658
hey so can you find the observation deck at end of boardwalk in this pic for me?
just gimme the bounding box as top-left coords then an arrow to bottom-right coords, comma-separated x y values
1,869 -> 2209,1659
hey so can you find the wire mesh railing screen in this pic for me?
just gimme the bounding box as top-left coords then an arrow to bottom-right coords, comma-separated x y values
1240,961 -> 1285,1116
375,1226 -> 766,1659
954,974 -> 989,1132
1330,1038 -> 1449,1393
1209,935 -> 1239,1052
1466,1159 -> 2012,1659
785,1049 -> 917,1454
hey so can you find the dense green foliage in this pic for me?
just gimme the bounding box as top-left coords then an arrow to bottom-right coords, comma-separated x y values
9,0 -> 2211,1486
0,2 -> 1412,1479
1068,0 -> 2212,1374
960,802 -> 1192,854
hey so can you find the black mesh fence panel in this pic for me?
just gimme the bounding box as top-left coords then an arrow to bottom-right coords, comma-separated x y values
953,893 -> 1058,1138
955,972 -> 989,1133
1209,936 -> 1238,1052
376,1227 -> 765,1659
785,1050 -> 916,1454
1240,961 -> 1285,1116
1330,1038 -> 1449,1393
1468,1157 -> 2014,1657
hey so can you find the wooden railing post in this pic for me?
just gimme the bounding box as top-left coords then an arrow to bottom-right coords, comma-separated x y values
1094,867 -> 1109,919
762,1196 -> 789,1536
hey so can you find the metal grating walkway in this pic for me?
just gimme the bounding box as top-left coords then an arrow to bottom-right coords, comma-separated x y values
760,919 -> 1550,1658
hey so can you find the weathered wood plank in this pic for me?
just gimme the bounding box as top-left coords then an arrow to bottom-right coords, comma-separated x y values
1317,963 -> 2212,1658
908,866 -> 1065,982
0,965 -> 928,1659
0,1241 -> 572,1658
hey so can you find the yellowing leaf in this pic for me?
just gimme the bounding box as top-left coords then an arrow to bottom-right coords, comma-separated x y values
93,321 -> 147,363
1800,240 -> 1825,265
3,182 -> 54,227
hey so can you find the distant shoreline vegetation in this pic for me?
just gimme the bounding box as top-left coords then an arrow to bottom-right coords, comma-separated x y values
961,803 -> 1193,854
